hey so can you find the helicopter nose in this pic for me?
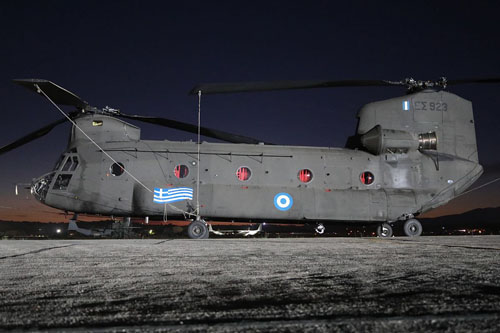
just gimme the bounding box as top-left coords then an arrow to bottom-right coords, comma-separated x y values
31,172 -> 55,203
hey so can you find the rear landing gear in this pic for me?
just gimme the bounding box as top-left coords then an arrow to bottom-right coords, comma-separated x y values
376,223 -> 393,238
187,219 -> 209,239
403,218 -> 422,237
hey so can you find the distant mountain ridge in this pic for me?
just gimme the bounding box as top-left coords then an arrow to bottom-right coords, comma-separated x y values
420,207 -> 500,229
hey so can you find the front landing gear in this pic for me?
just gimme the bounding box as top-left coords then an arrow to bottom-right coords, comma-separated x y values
403,219 -> 422,237
376,223 -> 393,238
187,220 -> 209,239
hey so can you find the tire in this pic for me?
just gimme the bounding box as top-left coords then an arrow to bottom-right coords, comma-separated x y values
404,219 -> 422,237
376,223 -> 393,238
187,220 -> 209,239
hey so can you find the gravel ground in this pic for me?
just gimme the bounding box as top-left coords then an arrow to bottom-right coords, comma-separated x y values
0,236 -> 499,332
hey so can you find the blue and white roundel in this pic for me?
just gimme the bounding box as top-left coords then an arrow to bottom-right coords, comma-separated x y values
274,193 -> 293,211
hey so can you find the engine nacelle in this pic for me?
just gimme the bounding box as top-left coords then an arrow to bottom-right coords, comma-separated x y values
360,125 -> 437,155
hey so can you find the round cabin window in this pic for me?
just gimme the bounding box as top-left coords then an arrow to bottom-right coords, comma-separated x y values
236,167 -> 251,181
110,162 -> 125,176
298,169 -> 313,183
174,165 -> 189,178
360,171 -> 374,185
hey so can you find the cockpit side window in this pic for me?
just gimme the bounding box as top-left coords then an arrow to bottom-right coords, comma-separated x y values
53,174 -> 73,190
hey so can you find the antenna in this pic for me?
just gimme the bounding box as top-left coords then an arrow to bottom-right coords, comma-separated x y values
196,90 -> 202,219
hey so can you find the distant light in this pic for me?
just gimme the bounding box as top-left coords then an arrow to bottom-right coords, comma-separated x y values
56,229 -> 61,234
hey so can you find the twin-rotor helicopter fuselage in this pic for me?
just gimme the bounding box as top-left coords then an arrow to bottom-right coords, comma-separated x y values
3,78 -> 489,238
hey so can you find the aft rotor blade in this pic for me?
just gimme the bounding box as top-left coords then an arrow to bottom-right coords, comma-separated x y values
446,78 -> 500,85
0,117 -> 68,156
13,79 -> 88,109
190,79 -> 397,95
118,113 -> 272,144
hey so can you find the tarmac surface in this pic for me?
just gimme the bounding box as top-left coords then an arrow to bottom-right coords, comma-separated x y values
1,236 -> 500,332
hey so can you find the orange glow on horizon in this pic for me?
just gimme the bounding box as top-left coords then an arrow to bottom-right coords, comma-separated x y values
1,183 -> 499,223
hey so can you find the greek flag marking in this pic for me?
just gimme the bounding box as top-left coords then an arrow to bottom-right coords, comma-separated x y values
153,187 -> 193,203
403,100 -> 410,111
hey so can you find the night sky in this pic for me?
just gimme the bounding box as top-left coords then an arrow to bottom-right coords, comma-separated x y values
1,1 -> 500,222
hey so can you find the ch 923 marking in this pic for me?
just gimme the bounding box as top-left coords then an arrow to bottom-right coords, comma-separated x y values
414,101 -> 448,111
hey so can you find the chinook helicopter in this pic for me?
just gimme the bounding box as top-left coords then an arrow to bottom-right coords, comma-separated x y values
0,77 -> 493,239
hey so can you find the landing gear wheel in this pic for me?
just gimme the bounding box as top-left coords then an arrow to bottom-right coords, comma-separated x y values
187,220 -> 209,239
404,219 -> 422,237
315,223 -> 325,235
376,223 -> 393,238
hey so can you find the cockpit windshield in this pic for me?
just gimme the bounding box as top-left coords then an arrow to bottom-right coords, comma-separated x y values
54,148 -> 79,172
44,150 -> 80,193
53,155 -> 65,171
61,156 -> 79,171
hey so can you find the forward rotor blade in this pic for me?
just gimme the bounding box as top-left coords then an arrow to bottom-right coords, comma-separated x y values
13,79 -> 88,109
0,117 -> 68,156
118,113 -> 272,144
190,79 -> 396,95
